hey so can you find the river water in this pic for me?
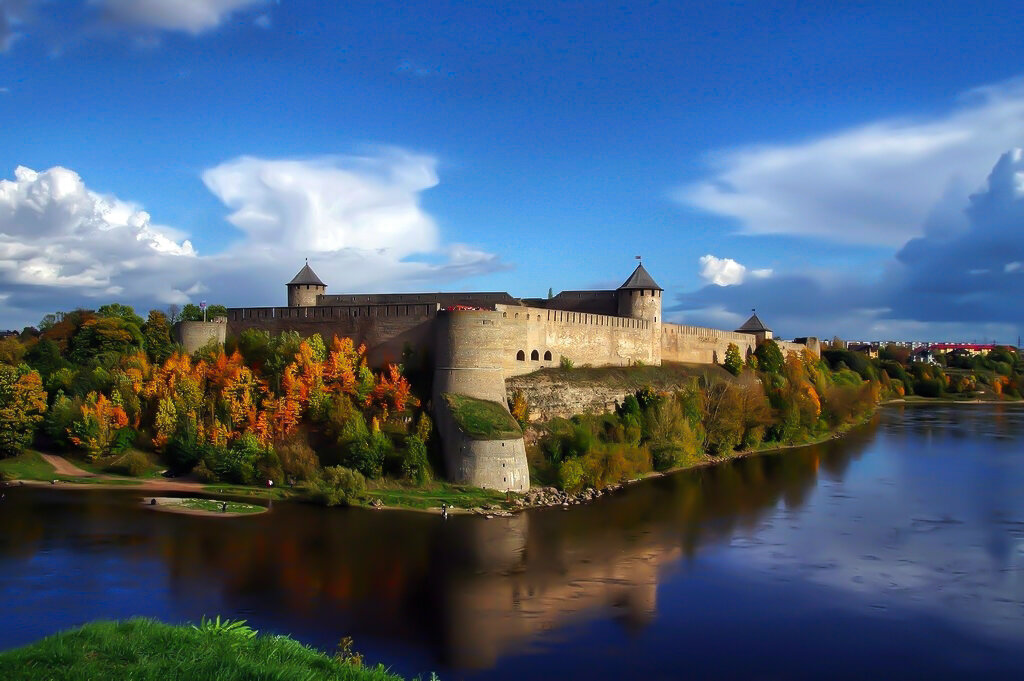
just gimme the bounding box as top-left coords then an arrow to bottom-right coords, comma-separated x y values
2,404 -> 1023,679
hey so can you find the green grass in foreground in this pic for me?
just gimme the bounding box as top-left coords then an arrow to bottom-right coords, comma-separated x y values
171,497 -> 266,514
0,450 -> 55,481
0,618 -> 414,681
442,393 -> 522,440
368,481 -> 513,510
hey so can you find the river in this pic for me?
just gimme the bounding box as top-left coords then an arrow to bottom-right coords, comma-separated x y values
2,404 -> 1023,679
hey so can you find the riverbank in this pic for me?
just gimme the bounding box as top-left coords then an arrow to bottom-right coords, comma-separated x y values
0,618 -> 410,681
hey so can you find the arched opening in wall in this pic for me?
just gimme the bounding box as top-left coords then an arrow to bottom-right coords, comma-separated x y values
544,351 -> 552,361
516,350 -> 526,361
531,350 -> 539,361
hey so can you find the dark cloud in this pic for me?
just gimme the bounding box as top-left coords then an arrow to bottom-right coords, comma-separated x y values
672,150 -> 1024,343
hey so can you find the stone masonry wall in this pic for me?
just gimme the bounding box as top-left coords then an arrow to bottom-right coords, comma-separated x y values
226,304 -> 438,369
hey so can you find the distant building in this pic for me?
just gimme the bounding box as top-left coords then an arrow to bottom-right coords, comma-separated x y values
847,342 -> 878,359
928,343 -> 996,356
910,347 -> 936,364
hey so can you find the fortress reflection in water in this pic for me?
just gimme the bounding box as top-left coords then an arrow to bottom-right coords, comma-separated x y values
0,420 -> 875,670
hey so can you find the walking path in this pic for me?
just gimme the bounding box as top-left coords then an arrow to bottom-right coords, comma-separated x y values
32,453 -> 207,493
39,453 -> 92,477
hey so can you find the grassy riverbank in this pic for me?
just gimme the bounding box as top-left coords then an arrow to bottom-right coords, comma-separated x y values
0,618 -> 413,681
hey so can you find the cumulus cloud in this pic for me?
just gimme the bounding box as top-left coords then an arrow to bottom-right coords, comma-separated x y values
202,152 -> 440,257
698,254 -> 771,286
0,151 -> 504,327
679,78 -> 1024,246
95,0 -> 265,34
674,149 -> 1024,342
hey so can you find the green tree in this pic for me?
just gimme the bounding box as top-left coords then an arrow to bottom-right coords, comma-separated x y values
70,317 -> 144,364
0,364 -> 47,456
179,303 -> 228,322
755,339 -> 785,374
143,310 -> 174,364
723,342 -> 743,375
97,303 -> 145,327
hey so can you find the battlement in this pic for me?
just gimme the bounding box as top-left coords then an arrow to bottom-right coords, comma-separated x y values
662,323 -> 755,345
227,303 -> 439,322
498,305 -> 652,330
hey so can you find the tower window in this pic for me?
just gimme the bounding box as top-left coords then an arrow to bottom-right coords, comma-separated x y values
531,350 -> 539,360
544,351 -> 552,361
516,350 -> 525,361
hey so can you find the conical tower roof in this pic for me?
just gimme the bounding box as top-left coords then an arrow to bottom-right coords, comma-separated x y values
288,261 -> 325,287
736,313 -> 771,333
618,263 -> 662,291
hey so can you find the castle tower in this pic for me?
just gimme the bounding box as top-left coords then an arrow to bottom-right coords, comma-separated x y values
616,262 -> 662,323
287,260 -> 326,307
735,311 -> 773,344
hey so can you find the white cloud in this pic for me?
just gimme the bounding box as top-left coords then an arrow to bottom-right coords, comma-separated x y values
676,149 -> 1024,342
95,0 -> 265,34
202,152 -> 440,257
0,151 -> 504,327
698,254 -> 771,287
679,78 -> 1024,246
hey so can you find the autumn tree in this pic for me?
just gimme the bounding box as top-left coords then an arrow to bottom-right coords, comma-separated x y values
0,364 -> 47,456
723,342 -> 743,375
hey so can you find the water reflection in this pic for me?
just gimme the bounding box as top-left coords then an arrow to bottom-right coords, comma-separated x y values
2,404 -> 1023,679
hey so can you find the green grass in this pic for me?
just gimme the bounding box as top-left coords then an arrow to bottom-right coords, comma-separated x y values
168,497 -> 267,514
367,480 -> 514,510
0,618 -> 412,681
442,393 -> 522,440
0,450 -> 56,481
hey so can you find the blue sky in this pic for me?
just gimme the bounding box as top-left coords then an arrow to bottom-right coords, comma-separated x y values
1,1 -> 1023,342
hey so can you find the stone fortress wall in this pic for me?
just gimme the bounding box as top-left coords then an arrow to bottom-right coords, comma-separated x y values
176,261 -> 818,492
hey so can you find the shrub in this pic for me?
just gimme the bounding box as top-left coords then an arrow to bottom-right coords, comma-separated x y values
303,466 -> 366,507
558,457 -> 585,492
559,356 -> 574,371
344,431 -> 391,479
914,378 -> 943,398
105,450 -> 150,477
274,435 -> 320,482
192,460 -> 217,483
401,435 -> 431,484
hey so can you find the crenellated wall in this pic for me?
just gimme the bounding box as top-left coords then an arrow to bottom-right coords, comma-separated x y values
493,305 -> 658,376
225,304 -> 438,369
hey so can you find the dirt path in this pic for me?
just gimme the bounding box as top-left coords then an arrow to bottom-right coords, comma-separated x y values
39,453 -> 93,477
32,453 -> 207,493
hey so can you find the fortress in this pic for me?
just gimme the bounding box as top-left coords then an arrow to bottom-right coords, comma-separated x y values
178,261 -> 818,492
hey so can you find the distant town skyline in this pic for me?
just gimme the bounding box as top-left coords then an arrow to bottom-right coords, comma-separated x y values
0,1 -> 1022,342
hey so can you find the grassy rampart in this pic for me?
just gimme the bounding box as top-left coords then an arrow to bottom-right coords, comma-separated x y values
442,393 -> 522,440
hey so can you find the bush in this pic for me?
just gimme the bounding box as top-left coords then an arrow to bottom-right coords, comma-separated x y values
105,450 -> 150,477
401,435 -> 431,484
303,466 -> 366,507
192,460 -> 217,483
344,431 -> 391,479
558,457 -> 585,492
914,378 -> 943,398
275,435 -> 320,482
559,356 -> 574,371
